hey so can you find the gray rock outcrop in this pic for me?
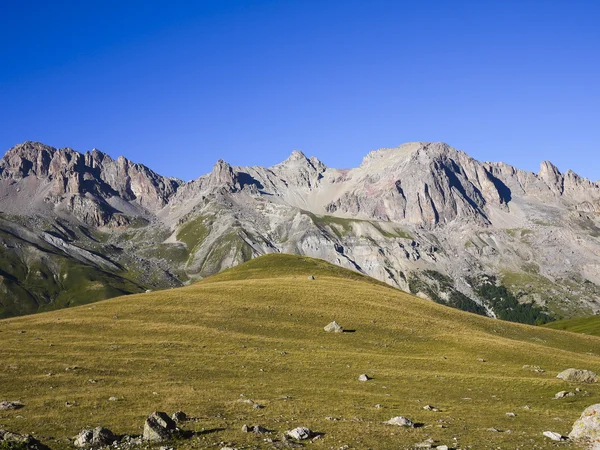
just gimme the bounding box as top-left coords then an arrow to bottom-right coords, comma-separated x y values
74,427 -> 116,447
557,368 -> 599,383
385,416 -> 415,427
324,321 -> 343,333
0,401 -> 24,410
143,411 -> 177,441
569,403 -> 600,446
285,427 -> 313,440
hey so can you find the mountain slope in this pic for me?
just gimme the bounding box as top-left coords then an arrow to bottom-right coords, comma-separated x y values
0,254 -> 599,448
2,141 -> 600,321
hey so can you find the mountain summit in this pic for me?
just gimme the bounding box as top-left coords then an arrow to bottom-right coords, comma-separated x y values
1,141 -> 599,320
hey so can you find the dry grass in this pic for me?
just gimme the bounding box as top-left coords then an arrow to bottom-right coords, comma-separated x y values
1,255 -> 599,449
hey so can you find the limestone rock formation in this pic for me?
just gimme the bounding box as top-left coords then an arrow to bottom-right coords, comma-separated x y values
557,369 -> 599,383
2,140 -> 600,321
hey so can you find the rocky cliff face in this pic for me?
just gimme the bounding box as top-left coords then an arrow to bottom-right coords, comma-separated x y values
2,141 -> 600,321
0,142 -> 181,226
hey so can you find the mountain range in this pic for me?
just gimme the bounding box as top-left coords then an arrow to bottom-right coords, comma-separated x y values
1,140 -> 599,321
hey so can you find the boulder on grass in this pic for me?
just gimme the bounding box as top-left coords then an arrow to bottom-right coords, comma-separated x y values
143,411 -> 177,442
324,321 -> 343,333
74,427 -> 116,448
557,368 -> 598,383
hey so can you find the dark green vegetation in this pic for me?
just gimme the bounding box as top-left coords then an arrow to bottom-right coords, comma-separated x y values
470,275 -> 553,325
545,314 -> 600,336
1,254 -> 599,449
408,270 -> 487,316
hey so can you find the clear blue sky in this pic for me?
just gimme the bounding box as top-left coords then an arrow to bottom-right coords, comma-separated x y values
1,0 -> 599,181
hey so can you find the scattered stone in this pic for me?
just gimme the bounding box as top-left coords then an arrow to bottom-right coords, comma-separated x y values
242,424 -> 267,434
108,396 -> 118,402
374,404 -> 383,409
523,365 -> 545,373
143,411 -> 177,441
543,431 -> 566,441
324,321 -> 344,333
285,427 -> 313,440
385,416 -> 415,427
505,412 -> 516,417
172,411 -> 187,422
436,446 -> 449,450
0,429 -> 46,450
487,427 -> 500,432
414,442 -> 433,449
307,275 -> 315,280
554,390 -> 575,399
557,368 -> 599,383
423,405 -> 440,412
65,401 -> 75,407
477,358 -> 486,362
358,374 -> 370,382
74,427 -> 117,447
569,403 -> 600,443
0,401 -> 24,410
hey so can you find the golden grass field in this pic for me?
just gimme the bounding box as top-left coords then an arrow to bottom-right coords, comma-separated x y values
1,254 -> 600,449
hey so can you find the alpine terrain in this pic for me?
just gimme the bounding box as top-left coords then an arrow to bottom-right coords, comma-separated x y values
1,141 -> 600,322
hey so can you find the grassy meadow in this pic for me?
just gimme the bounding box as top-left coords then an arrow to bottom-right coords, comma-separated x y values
1,255 -> 600,449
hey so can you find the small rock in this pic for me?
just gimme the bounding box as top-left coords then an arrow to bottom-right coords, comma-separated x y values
108,396 -> 118,402
253,403 -> 265,409
413,442 -> 432,449
74,427 -> 116,448
307,275 -> 315,280
523,364 -> 545,373
171,411 -> 187,422
423,405 -> 440,412
543,431 -> 565,441
324,321 -> 344,333
285,427 -> 313,440
374,404 -> 383,409
385,416 -> 415,427
436,446 -> 449,450
477,358 -> 486,362
554,390 -> 575,399
358,374 -> 370,382
487,427 -> 500,432
0,401 -> 24,410
557,368 -> 599,383
505,412 -> 516,417
143,411 -> 177,441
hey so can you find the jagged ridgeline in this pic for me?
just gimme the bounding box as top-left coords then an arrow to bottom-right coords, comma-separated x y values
1,141 -> 600,321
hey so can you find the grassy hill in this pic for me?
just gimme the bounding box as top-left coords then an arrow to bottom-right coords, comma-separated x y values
1,254 -> 599,449
544,314 -> 600,337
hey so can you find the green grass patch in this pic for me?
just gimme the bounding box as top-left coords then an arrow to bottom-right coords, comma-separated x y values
1,254 -> 600,449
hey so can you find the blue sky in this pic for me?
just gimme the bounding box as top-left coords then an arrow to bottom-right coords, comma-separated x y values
1,0 -> 599,181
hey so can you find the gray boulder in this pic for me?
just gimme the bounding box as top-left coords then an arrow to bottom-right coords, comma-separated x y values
569,403 -> 600,444
385,416 -> 415,427
557,368 -> 599,383
554,390 -> 575,399
285,427 -> 313,440
143,411 -> 177,441
0,401 -> 24,410
358,374 -> 370,382
0,429 -> 46,450
543,431 -> 566,441
74,427 -> 116,448
324,321 -> 343,333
